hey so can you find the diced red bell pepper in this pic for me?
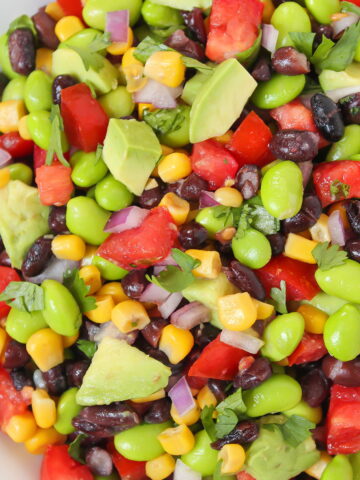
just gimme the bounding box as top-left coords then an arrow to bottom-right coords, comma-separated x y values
56,0 -> 83,18
188,335 -> 249,380
33,145 -> 70,170
35,164 -> 74,206
0,266 -> 21,318
205,0 -> 263,63
0,367 -> 29,429
108,442 -> 147,480
288,333 -> 327,366
41,445 -> 93,480
256,255 -> 320,301
191,139 -> 239,190
61,83 -> 109,153
344,0 -> 360,5
0,132 -> 33,158
228,111 -> 274,167
237,473 -> 256,480
313,160 -> 360,208
327,385 -> 360,455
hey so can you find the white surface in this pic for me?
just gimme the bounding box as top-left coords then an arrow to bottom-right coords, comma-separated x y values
0,1 -> 48,477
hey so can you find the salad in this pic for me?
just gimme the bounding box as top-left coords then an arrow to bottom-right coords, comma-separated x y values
1,0 -> 360,478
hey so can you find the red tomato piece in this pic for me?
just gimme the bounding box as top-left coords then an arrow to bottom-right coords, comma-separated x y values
61,83 -> 109,153
97,207 -> 178,270
327,385 -> 360,455
41,445 -> 94,480
33,145 -> 70,169
256,255 -> 320,301
0,132 -> 33,158
57,0 -> 83,18
35,164 -> 74,206
191,139 -> 239,190
0,367 -> 29,429
288,333 -> 327,366
205,0 -> 263,63
237,473 -> 256,480
110,447 -> 147,480
0,266 -> 20,318
345,0 -> 360,5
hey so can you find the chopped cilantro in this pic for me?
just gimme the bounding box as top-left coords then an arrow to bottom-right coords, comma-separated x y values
270,280 -> 288,314
312,241 -> 348,271
46,104 -> 70,167
0,281 -> 44,312
63,268 -> 97,313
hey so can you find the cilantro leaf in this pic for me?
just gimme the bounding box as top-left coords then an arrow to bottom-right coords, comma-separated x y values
330,179 -> 350,201
7,15 -> 37,38
278,415 -> 315,448
95,144 -> 103,164
217,388 -> 246,415
270,280 -> 288,314
215,408 -> 238,438
67,33 -> 111,71
182,56 -> 213,72
143,106 -> 186,135
312,242 -> 348,271
235,204 -> 280,239
68,434 -> 87,464
289,32 -> 316,58
341,1 -> 360,15
63,268 -> 97,313
171,248 -> 200,272
0,282 -> 44,312
76,340 -> 97,359
310,35 -> 335,67
200,405 -> 216,441
46,104 -> 70,167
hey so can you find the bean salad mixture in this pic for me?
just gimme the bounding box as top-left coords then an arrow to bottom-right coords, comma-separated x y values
2,0 -> 360,479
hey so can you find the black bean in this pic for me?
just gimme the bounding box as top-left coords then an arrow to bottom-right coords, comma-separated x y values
22,235 -> 53,277
141,318 -> 168,348
3,340 -> 30,369
8,28 -> 35,76
52,75 -> 78,105
80,320 -> 101,342
272,47 -> 310,75
181,8 -> 207,44
313,23 -> 333,40
269,129 -> 319,162
301,368 -> 329,407
234,164 -> 260,200
267,233 -> 286,256
138,186 -> 163,209
165,29 -> 205,61
42,365 -> 67,396
48,206 -> 68,233
66,360 -> 90,388
32,7 -> 59,50
226,261 -> 266,301
251,57 -> 272,82
339,93 -> 360,125
144,398 -> 171,424
193,323 -> 220,348
0,73 -> 9,98
208,380 -> 227,402
178,222 -> 208,249
282,195 -> 322,234
233,357 -> 272,390
179,173 -> 209,202
312,425 -> 327,451
0,250 -> 11,267
10,369 -> 34,390
311,93 -> 345,142
345,239 -> 360,262
121,270 -> 148,299
85,447 -> 113,476
211,421 -> 259,450
322,355 -> 360,386
346,199 -> 360,235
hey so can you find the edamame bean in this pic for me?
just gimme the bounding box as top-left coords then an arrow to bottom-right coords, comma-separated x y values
196,206 -> 234,237
324,303 -> 360,361
87,186 -> 96,199
71,151 -> 108,188
83,0 -> 143,29
95,475 -> 119,480
66,197 -> 110,245
27,110 -> 69,151
305,0 -> 340,25
92,255 -> 128,281
315,259 -> 360,304
271,2 -> 311,48
24,70 -> 53,112
0,34 -> 21,80
159,106 -> 191,148
5,308 -> 47,343
42,279 -> 82,336
2,76 -> 26,101
181,430 -> 218,476
114,421 -> 172,461
231,228 -> 272,269
61,28 -> 103,50
54,388 -> 82,435
244,374 -> 302,417
99,86 -> 135,118
261,312 -> 305,361
283,400 -> 322,424
306,292 -> 350,316
321,454 -> 353,480
95,174 -> 134,211
8,163 -> 33,185
252,74 -> 306,109
141,0 -> 183,28
326,125 -> 360,161
261,161 -> 303,219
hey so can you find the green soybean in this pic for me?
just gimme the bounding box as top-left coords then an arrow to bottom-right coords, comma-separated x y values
61,28 -> 103,49
2,76 -> 26,101
306,292 -> 350,316
283,400 -> 322,424
141,0 -> 183,28
271,2 -> 311,48
159,106 -> 191,148
181,430 -> 218,476
326,125 -> 360,161
54,388 -> 82,435
8,163 -> 33,185
92,255 -> 128,281
252,74 -> 306,109
0,34 -> 21,80
315,259 -> 360,304
87,186 -> 96,199
95,475 -> 119,480
305,0 -> 340,25
71,151 -> 108,188
42,279 -> 82,336
24,71 -> 53,113
261,312 -> 305,361
114,421 -> 172,461
95,174 -> 134,211
231,228 -> 272,269
83,0 -> 143,29
99,86 -> 135,118
324,303 -> 360,361
27,111 -> 69,152
321,454 -> 353,480
196,206 -> 234,237
5,308 -> 47,344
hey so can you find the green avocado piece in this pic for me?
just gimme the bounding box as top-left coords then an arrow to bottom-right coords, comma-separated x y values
0,181 -> 50,269
52,48 -> 118,95
77,337 -> 171,406
149,0 -> 212,9
319,63 -> 360,92
189,58 -> 257,143
181,70 -> 214,105
102,119 -> 162,196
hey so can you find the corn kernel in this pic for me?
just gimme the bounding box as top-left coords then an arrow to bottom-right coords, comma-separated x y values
45,2 -> 65,21
112,300 -> 150,333
138,103 -> 155,120
146,453 -> 175,480
85,295 -> 115,324
36,48 -> 53,75
122,47 -> 143,68
186,209 -> 199,222
123,64 -> 148,93
0,326 -> 8,356
81,245 -> 98,267
18,115 -> 32,140
214,187 -> 243,208
197,385 -> 217,410
305,451 -> 332,479
52,234 -> 86,261
215,130 -> 233,144
309,214 -> 330,242
218,444 -> 246,475
185,249 -> 222,279
170,402 -> 200,426
218,292 -> 257,331
159,325 -> 194,365
5,412 -> 37,443
252,299 -> 275,320
159,192 -> 190,225
297,304 -> 328,334
26,328 -> 64,372
284,233 -> 318,264
158,424 -> 195,455
98,282 -> 128,304
32,389 -> 57,429
0,168 -> 11,189
79,265 -> 102,295
0,100 -> 26,133
261,0 -> 275,23
132,389 -> 166,404
144,51 -> 185,88
62,332 -> 79,348
25,427 -> 66,455
55,16 -> 85,42
107,28 -> 134,55
158,153 -> 192,183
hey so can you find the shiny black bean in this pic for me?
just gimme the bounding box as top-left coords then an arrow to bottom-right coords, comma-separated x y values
346,199 -> 360,235
180,173 -> 209,202
80,320 -> 101,342
208,380 -> 227,402
178,222 -> 208,249
272,47 -> 310,75
234,165 -> 260,200
66,360 -> 90,388
141,318 -> 168,348
233,357 -> 272,390
211,421 -> 259,450
42,365 -> 67,396
8,29 -> 35,75
322,355 -> 360,386
301,368 -> 329,407
181,8 -> 207,44
138,186 -> 163,209
311,93 -> 345,142
3,340 -> 30,369
282,195 -> 322,234
121,270 -> 148,299
52,75 -> 78,105
312,425 -> 327,451
10,368 -> 34,390
22,235 -> 53,277
251,57 -> 272,82
0,250 -> 11,267
0,236 -> 4,252
86,447 -> 113,476
267,233 -> 285,256
165,29 -> 205,61
193,323 -> 220,348
345,239 -> 360,262
144,398 -> 171,424
313,23 -> 333,40
32,7 -> 59,50
339,93 -> 360,125
269,129 -> 319,162
227,260 -> 266,301
48,206 -> 68,233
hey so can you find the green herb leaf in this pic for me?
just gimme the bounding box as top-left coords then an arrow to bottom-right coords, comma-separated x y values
215,408 -> 238,438
311,35 -> 335,67
95,144 -> 103,164
341,1 -> 360,15
143,106 -> 186,135
289,32 -> 316,58
235,204 -> 280,239
312,241 -> 348,271
68,434 -> 87,464
7,15 -> 37,38
217,388 -> 246,415
200,405 -> 216,441
330,179 -> 350,201
76,339 -> 97,359
278,415 -> 315,448
171,248 -> 201,272
0,281 -> 44,312
270,280 -> 288,314
46,104 -> 69,167
182,56 -> 213,72
67,32 -> 111,71
63,268 -> 97,313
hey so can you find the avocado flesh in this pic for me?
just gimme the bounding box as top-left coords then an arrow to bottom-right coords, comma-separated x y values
319,63 -> 360,92
149,0 -> 212,9
182,70 -> 214,105
0,181 -> 50,269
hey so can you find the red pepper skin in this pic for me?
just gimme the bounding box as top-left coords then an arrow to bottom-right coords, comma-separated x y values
56,0 -> 83,18
108,442 -> 147,480
0,367 -> 29,429
0,266 -> 21,318
344,0 -> 360,5
35,164 -> 74,206
61,83 -> 109,153
41,445 -> 93,480
288,333 -> 327,366
237,473 -> 256,480
0,132 -> 33,158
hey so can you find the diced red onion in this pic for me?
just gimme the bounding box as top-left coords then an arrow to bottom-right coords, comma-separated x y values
24,257 -> 79,284
171,301 -> 210,330
261,24 -> 279,54
220,329 -> 264,354
168,376 -> 196,416
106,10 -> 129,43
328,209 -> 347,246
93,321 -> 138,344
298,160 -> 314,188
153,266 -> 167,275
139,283 -> 171,304
0,148 -> 12,168
104,206 -> 149,234
326,86 -> 360,103
158,292 -> 183,319
133,79 -> 183,109
331,12 -> 359,37
199,190 -> 220,208
174,460 -> 201,480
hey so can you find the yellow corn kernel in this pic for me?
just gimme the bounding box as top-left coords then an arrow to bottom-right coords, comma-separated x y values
138,103 -> 155,120
146,453 -> 175,480
197,385 -> 217,410
55,16 -> 85,42
85,295 -> 115,324
218,444 -> 246,475
79,265 -> 102,295
159,325 -> 194,365
0,168 -> 10,189
18,115 -> 32,140
159,192 -> 190,225
132,389 -> 166,404
62,332 -> 79,348
214,187 -> 243,208
252,299 -> 275,320
123,64 -> 148,93
25,427 -> 66,455
158,153 -> 192,183
185,249 -> 222,279
122,47 -> 143,68
0,100 -> 26,133
112,300 -> 150,333
218,292 -> 257,331
305,451 -> 332,479
0,326 -> 8,356
5,412 -> 38,443
310,213 -> 331,243
144,51 -> 185,88
98,282 -> 128,304
32,389 -> 57,429
170,402 -> 200,426
26,329 -> 64,372
260,0 -> 276,23
161,145 -> 174,156
158,424 -> 195,455
297,304 -> 328,334
81,245 -> 98,267
215,130 -> 233,144
52,234 -> 86,261
36,48 -> 53,75
45,2 -> 65,21
107,28 -> 134,55
284,233 -> 318,264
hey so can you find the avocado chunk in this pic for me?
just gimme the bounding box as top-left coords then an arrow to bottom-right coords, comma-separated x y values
0,181 -> 50,269
181,70 -> 214,105
150,0 -> 212,10
52,48 -> 118,95
77,337 -> 171,406
189,58 -> 257,143
319,63 -> 360,92
102,119 -> 162,196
